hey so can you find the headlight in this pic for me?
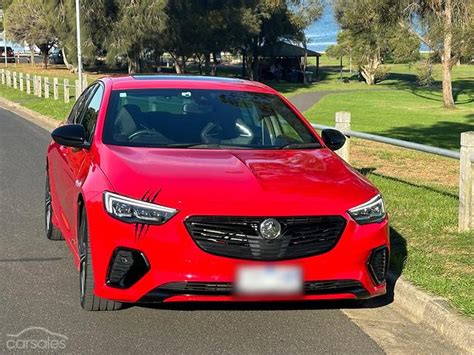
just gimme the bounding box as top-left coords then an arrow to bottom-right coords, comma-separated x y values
348,195 -> 386,224
103,191 -> 177,225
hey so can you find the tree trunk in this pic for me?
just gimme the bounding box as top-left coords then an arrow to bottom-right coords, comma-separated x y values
360,52 -> 380,85
174,56 -> 187,74
441,0 -> 455,108
211,52 -> 217,76
42,52 -> 48,69
303,39 -> 308,84
251,53 -> 259,81
204,53 -> 211,75
30,44 -> 35,67
128,53 -> 141,74
250,37 -> 259,81
360,66 -> 375,85
61,48 -> 76,73
242,49 -> 246,78
174,57 -> 184,74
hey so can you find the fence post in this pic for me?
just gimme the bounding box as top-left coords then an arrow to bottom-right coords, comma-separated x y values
44,77 -> 50,99
64,79 -> 70,103
83,74 -> 88,90
6,71 -> 11,86
459,132 -> 474,232
1,69 -> 5,85
75,79 -> 81,100
335,112 -> 351,162
26,74 -> 31,94
53,78 -> 59,100
33,75 -> 37,95
19,73 -> 24,91
37,76 -> 42,98
13,72 -> 17,89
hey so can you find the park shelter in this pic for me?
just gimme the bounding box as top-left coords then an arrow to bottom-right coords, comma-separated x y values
259,41 -> 321,76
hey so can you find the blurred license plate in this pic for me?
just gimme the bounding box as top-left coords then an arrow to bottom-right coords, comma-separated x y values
236,265 -> 302,295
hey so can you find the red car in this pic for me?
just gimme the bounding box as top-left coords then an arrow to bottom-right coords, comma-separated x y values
46,75 -> 389,311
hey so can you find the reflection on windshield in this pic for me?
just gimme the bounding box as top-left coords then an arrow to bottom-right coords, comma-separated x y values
103,89 -> 319,150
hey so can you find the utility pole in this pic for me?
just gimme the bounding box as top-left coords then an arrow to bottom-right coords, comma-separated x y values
1,10 -> 7,67
75,0 -> 83,91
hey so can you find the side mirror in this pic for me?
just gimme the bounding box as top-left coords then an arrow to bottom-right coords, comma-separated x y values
321,129 -> 346,151
51,124 -> 90,149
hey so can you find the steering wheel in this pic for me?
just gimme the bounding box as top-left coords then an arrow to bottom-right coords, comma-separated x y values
201,123 -> 222,143
127,130 -> 157,140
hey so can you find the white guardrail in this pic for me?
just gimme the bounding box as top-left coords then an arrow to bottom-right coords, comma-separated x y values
312,112 -> 474,232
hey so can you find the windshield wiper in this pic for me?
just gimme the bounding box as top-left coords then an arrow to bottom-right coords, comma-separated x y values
166,143 -> 250,149
278,142 -> 322,150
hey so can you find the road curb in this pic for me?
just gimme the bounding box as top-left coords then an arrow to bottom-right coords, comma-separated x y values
0,97 -> 58,131
390,273 -> 473,353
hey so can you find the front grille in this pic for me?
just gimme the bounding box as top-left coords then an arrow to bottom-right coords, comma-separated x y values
139,280 -> 369,302
185,216 -> 346,261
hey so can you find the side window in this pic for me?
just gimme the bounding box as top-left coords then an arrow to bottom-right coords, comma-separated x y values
79,85 -> 104,140
66,86 -> 93,124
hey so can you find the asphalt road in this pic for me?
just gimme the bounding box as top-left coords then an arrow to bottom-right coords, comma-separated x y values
0,107 -> 383,354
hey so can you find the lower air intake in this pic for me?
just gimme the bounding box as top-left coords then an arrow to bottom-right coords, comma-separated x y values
106,248 -> 150,289
368,246 -> 389,285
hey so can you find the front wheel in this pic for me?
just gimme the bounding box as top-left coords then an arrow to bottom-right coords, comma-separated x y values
79,208 -> 122,311
45,176 -> 64,241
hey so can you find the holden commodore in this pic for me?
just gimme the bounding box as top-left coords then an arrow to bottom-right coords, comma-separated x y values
45,75 -> 389,311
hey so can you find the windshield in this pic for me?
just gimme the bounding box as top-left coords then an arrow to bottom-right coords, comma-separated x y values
103,89 -> 319,149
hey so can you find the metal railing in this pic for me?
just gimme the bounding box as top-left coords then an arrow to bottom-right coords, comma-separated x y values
311,123 -> 471,161
313,112 -> 474,231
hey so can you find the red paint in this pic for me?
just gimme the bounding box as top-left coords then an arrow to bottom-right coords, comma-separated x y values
47,76 -> 389,304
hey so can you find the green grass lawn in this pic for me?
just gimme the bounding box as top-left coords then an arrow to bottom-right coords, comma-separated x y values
299,63 -> 474,149
305,89 -> 473,150
0,84 -> 73,120
365,171 -> 473,317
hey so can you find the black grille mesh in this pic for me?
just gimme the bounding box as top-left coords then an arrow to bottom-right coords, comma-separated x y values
368,247 -> 389,285
185,216 -> 346,261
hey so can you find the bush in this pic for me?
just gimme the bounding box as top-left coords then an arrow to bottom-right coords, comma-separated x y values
375,65 -> 390,83
416,60 -> 434,87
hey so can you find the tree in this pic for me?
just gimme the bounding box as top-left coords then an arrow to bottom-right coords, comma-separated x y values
4,0 -> 56,68
398,0 -> 474,108
331,0 -> 419,85
106,0 -> 167,73
49,0 -> 118,72
238,0 -> 322,81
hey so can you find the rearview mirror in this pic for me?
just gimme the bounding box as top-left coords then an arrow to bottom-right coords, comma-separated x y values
51,124 -> 90,149
321,129 -> 346,151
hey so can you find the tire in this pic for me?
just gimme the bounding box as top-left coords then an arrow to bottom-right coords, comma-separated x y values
45,176 -> 64,241
79,208 -> 123,311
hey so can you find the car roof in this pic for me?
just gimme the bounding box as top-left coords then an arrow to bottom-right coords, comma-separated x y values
102,75 -> 278,94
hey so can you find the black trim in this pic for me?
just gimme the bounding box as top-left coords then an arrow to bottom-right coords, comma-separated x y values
106,247 -> 150,289
367,246 -> 389,285
138,279 -> 369,303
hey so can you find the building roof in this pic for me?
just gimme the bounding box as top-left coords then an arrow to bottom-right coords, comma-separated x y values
260,41 -> 321,58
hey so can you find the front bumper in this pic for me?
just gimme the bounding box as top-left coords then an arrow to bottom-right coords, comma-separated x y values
87,202 -> 389,303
